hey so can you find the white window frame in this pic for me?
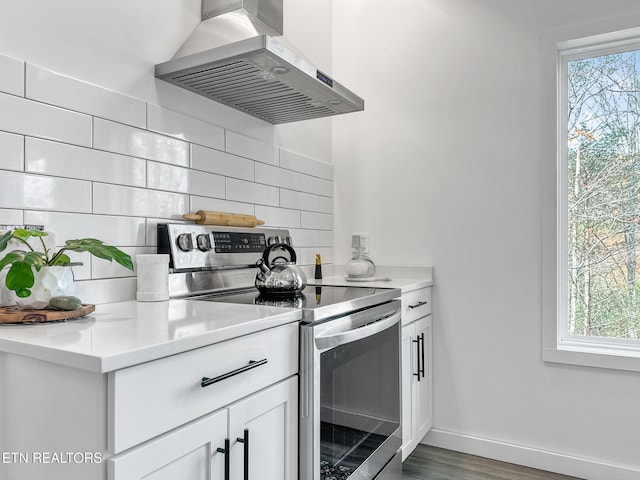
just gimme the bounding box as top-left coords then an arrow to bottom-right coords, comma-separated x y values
542,24 -> 640,372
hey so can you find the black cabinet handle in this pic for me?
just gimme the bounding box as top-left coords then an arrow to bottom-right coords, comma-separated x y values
216,438 -> 230,480
201,359 -> 268,388
419,332 -> 425,379
412,337 -> 421,381
236,428 -> 249,480
408,301 -> 428,309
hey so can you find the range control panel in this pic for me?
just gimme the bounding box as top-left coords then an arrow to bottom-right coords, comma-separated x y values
157,223 -> 293,271
212,232 -> 266,253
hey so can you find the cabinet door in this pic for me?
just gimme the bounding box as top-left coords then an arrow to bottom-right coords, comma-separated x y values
108,409 -> 227,480
415,315 -> 433,441
401,323 -> 417,460
228,377 -> 298,480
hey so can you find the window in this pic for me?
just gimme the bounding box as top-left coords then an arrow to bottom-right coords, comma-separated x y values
543,27 -> 640,371
565,44 -> 640,341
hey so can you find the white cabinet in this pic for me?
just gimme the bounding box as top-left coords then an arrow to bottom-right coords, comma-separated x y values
107,409 -> 228,480
0,322 -> 298,480
401,287 -> 433,461
228,376 -> 298,480
109,377 -> 298,480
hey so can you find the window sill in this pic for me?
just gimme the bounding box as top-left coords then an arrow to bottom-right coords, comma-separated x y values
543,344 -> 640,373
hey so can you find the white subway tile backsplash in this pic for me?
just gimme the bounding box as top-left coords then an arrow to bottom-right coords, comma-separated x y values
280,149 -> 333,180
148,104 -> 224,150
289,228 -> 333,247
301,211 -> 333,230
255,163 -> 301,190
191,144 -> 254,181
301,175 -> 333,197
0,208 -> 23,226
94,118 -> 189,166
0,60 -> 337,304
255,163 -> 333,197
290,229 -> 333,248
23,211 -> 146,246
226,130 -> 278,165
226,178 -> 279,206
0,92 -> 92,146
189,197 -> 255,217
255,206 -> 301,228
93,183 -> 188,219
0,55 -> 24,96
280,189 -> 333,214
26,65 -> 146,128
147,162 -> 225,198
0,171 -> 91,213
25,137 -> 146,187
74,277 -> 137,304
0,131 -> 24,171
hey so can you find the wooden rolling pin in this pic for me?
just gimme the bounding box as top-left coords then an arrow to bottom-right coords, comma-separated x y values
183,211 -> 265,227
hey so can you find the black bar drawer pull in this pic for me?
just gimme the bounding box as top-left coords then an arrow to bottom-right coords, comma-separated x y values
419,332 -> 425,378
408,301 -> 428,309
216,438 -> 230,480
201,359 -> 268,388
236,429 -> 249,480
412,337 -> 421,381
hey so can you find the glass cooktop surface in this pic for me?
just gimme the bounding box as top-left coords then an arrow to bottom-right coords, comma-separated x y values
187,285 -> 400,323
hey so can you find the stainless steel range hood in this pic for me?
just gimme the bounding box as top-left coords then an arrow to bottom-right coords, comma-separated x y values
155,0 -> 364,124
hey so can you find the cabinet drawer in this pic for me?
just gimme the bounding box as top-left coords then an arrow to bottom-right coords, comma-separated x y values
401,287 -> 432,325
109,322 -> 298,454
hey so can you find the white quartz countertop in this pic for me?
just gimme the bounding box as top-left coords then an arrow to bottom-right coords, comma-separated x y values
0,299 -> 301,373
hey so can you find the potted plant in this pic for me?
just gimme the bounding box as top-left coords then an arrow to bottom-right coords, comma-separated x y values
0,228 -> 134,309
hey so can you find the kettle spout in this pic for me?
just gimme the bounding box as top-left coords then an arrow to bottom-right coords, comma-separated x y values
256,258 -> 271,274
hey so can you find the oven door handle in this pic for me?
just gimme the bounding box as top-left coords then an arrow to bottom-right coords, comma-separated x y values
315,310 -> 401,350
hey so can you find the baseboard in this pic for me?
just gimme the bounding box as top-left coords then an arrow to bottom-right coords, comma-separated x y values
422,428 -> 640,480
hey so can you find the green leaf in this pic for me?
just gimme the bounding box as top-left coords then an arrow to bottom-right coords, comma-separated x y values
49,253 -> 72,266
105,245 -> 134,270
0,251 -> 25,271
23,251 -> 45,269
5,261 -> 35,296
64,239 -> 134,271
12,229 -> 47,242
0,230 -> 12,252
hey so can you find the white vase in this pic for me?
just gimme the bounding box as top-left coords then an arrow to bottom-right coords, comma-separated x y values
11,266 -> 75,310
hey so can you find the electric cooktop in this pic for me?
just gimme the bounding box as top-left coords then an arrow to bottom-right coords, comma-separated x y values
187,285 -> 400,325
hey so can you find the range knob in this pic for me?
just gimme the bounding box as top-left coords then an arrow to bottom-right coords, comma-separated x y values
268,235 -> 284,246
196,234 -> 212,252
176,233 -> 194,252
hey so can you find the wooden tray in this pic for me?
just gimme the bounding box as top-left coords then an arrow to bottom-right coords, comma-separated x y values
0,304 -> 95,324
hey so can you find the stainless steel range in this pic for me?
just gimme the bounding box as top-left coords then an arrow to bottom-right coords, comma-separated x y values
158,223 -> 403,480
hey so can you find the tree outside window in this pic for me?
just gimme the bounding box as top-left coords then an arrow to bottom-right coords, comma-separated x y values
567,48 -> 640,340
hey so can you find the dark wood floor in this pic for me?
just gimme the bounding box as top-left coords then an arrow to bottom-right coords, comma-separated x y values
403,445 -> 585,480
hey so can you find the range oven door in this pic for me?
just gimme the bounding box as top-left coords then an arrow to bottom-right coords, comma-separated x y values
300,300 -> 402,480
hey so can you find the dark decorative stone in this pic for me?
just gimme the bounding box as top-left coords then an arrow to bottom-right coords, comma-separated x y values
50,296 -> 82,311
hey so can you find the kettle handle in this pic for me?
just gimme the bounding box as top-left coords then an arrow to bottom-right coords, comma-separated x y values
262,243 -> 297,266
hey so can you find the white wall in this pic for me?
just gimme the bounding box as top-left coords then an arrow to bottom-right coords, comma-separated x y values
333,1 -> 640,478
0,0 -> 335,304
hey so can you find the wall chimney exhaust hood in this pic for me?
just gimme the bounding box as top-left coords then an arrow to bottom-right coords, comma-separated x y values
155,0 -> 364,124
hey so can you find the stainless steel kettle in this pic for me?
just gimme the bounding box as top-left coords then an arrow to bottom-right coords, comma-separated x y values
255,243 -> 307,296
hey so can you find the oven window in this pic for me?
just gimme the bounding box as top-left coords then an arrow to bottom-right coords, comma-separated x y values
319,323 -> 400,479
